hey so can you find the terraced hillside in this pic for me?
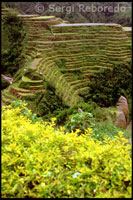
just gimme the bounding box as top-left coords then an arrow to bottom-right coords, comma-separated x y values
2,70 -> 45,105
2,12 -> 132,108
1,5 -> 20,16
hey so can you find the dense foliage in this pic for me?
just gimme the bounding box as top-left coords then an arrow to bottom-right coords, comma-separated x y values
82,61 -> 132,109
56,101 -> 115,125
24,84 -> 66,118
2,14 -> 26,75
34,87 -> 65,118
64,112 -> 94,134
2,103 -> 132,198
56,102 -> 130,141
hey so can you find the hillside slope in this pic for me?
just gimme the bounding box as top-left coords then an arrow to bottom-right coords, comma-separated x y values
2,10 -> 132,112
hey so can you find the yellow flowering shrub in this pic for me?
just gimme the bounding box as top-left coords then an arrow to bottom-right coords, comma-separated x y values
2,105 -> 132,198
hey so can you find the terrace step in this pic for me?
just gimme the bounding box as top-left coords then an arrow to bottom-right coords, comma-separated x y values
9,84 -> 45,99
66,65 -> 112,72
53,31 -> 126,36
2,95 -> 16,105
27,39 -> 108,45
21,76 -> 43,83
28,36 -> 54,42
37,60 -> 82,107
18,92 -> 44,97
52,26 -> 122,34
53,29 -> 124,34
2,89 -> 18,101
25,30 -> 52,35
69,79 -> 89,86
50,35 -> 128,41
52,43 -> 131,50
75,86 -> 90,95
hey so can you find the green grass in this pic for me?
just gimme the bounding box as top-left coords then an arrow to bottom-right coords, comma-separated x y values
90,120 -> 131,142
2,89 -> 18,100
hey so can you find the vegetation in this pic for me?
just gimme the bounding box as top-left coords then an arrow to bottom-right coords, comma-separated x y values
2,14 -> 26,75
83,61 -> 132,113
1,23 -> 9,51
1,5 -> 132,198
56,102 -> 106,124
2,103 -> 132,198
2,6 -> 131,109
32,84 -> 66,118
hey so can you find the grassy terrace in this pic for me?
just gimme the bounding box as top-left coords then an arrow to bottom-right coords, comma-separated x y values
36,61 -> 83,106
52,30 -> 127,36
10,81 -> 44,92
51,34 -> 128,39
25,29 -> 51,34
21,76 -> 43,82
2,75 -> 45,103
51,25 -> 122,33
1,8 -> 20,16
2,88 -> 18,104
18,76 -> 44,90
3,13 -> 131,107
32,21 -> 130,107
53,30 -> 126,35
38,50 -> 130,61
27,41 -> 131,51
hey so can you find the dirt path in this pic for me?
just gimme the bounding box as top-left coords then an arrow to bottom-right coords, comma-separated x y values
30,58 -> 42,70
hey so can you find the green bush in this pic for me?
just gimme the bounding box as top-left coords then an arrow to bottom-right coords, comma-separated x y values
2,104 -> 132,198
64,112 -> 95,135
56,102 -> 114,125
11,100 -> 43,124
63,109 -> 129,142
2,14 -> 26,74
83,61 -> 132,107
90,120 -> 123,142
33,85 -> 65,118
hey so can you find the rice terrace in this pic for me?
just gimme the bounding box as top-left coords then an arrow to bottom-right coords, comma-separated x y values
1,2 -> 132,198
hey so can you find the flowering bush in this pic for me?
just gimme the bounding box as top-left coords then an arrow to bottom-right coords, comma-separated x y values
2,104 -> 132,198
